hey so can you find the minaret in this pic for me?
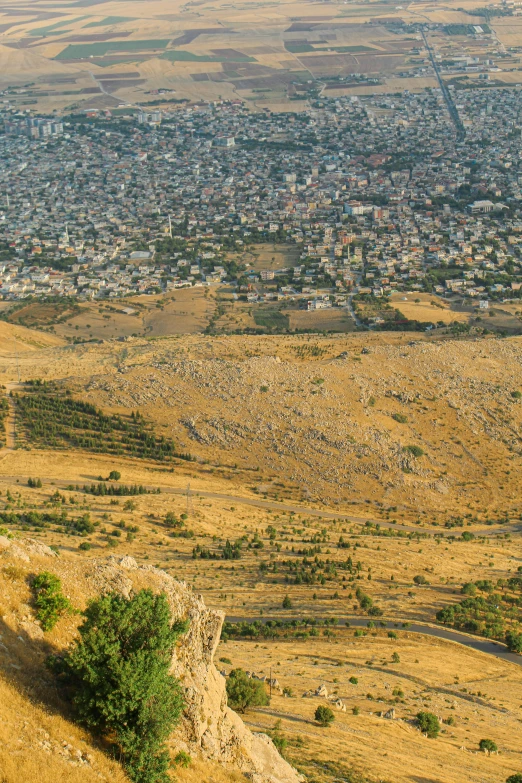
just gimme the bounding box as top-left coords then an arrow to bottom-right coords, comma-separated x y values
168,214 -> 172,238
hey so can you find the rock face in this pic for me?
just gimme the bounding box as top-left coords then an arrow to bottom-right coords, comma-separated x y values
0,541 -> 301,783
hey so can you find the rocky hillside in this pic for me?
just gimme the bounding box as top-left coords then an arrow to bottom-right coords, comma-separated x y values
3,330 -> 522,519
0,535 -> 300,783
82,333 -> 522,518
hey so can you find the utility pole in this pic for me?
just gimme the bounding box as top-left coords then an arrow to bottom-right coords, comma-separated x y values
269,666 -> 272,698
168,214 -> 172,238
16,350 -> 20,384
186,482 -> 194,517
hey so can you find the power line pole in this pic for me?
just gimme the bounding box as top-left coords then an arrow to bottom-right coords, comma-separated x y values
186,482 -> 194,517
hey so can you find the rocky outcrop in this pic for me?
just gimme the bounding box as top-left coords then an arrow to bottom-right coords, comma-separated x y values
0,540 -> 301,783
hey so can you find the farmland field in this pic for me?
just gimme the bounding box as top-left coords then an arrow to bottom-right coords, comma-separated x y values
0,0 -> 515,109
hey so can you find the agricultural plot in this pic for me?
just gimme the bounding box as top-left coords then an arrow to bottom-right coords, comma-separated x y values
84,17 -> 135,27
54,39 -> 171,59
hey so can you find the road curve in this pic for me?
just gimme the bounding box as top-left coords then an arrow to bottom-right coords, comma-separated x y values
225,615 -> 522,667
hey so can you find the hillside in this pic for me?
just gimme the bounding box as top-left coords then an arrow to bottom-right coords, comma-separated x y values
0,320 -> 64,356
0,331 -> 521,783
7,331 -> 520,523
0,535 -> 298,783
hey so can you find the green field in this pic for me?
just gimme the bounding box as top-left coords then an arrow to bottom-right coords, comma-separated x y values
162,50 -> 256,63
322,45 -> 377,52
55,39 -> 170,59
253,308 -> 289,330
285,42 -> 316,53
84,17 -> 135,28
285,42 -> 377,54
29,17 -> 88,37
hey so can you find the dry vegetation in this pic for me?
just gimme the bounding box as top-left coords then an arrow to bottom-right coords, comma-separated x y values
0,318 -> 520,783
1,0 -> 514,109
224,631 -> 522,783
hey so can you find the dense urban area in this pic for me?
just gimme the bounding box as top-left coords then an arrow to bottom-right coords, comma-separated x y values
0,86 -> 521,324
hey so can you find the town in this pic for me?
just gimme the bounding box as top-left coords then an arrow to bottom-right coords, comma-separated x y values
0,86 -> 521,327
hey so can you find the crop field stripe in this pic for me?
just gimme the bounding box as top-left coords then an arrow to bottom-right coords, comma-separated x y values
28,16 -> 89,36
54,39 -> 171,59
162,51 -> 256,63
84,17 -> 135,27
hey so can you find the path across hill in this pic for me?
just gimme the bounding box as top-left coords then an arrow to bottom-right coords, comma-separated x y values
226,615 -> 522,667
0,473 -> 516,539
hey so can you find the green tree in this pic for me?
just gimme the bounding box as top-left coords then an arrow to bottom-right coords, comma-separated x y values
506,630 -> 522,653
32,572 -> 73,631
479,739 -> 498,754
315,705 -> 335,727
226,668 -> 269,713
417,711 -> 440,738
108,470 -> 121,481
49,589 -> 188,783
282,595 -> 292,609
506,775 -> 522,783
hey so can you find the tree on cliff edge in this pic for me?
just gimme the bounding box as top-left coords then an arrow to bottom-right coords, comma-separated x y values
49,589 -> 188,783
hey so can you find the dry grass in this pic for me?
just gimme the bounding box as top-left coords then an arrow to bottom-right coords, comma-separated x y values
223,630 -> 522,783
1,0 -> 510,106
391,293 -> 469,325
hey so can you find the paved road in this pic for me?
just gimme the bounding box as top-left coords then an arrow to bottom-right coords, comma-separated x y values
226,615 -> 522,668
422,30 -> 465,140
0,474 -> 515,539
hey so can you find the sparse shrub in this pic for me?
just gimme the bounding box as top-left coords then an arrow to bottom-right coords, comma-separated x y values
173,751 -> 191,768
392,413 -> 408,423
32,571 -> 73,631
352,706 -> 359,715
403,445 -> 424,458
388,631 -> 397,639
269,720 -> 288,756
511,391 -> 521,399
226,668 -> 269,713
417,711 -> 440,738
164,511 -> 183,528
315,705 -> 335,727
219,657 -> 232,665
48,589 -> 188,783
443,716 -> 455,725
413,575 -> 428,585
78,542 -> 91,551
391,652 -> 400,663
349,676 -> 358,685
